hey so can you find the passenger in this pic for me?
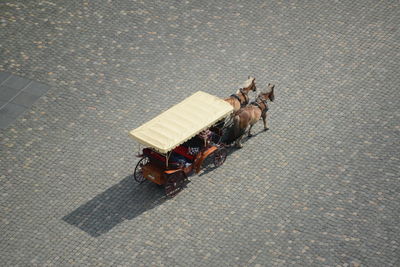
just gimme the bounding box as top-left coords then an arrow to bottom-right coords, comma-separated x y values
170,152 -> 192,168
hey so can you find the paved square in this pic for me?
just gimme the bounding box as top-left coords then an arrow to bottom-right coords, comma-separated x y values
0,0 -> 399,266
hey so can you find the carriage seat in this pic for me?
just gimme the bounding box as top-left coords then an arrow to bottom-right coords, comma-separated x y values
172,145 -> 195,161
142,148 -> 178,168
142,147 -> 193,169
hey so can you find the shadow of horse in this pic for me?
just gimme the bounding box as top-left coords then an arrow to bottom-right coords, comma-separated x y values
62,175 -> 166,237
199,128 -> 266,177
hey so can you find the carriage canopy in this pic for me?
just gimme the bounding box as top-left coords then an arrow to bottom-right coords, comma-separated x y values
129,91 -> 233,153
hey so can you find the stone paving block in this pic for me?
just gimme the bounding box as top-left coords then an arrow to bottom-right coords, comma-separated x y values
0,85 -> 20,102
0,114 -> 15,129
0,72 -> 11,84
2,75 -> 31,90
0,0 -> 399,266
23,81 -> 49,97
0,102 -> 26,118
10,91 -> 40,108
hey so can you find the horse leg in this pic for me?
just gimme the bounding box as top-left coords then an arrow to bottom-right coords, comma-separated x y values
262,112 -> 269,131
235,134 -> 243,148
235,125 -> 245,148
247,124 -> 254,137
233,115 -> 244,148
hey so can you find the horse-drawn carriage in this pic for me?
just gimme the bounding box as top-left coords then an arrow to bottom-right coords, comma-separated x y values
129,91 -> 234,197
130,79 -> 275,197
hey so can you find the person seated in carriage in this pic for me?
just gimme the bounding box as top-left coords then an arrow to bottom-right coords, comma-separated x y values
170,126 -> 220,166
169,135 -> 203,168
198,129 -> 220,147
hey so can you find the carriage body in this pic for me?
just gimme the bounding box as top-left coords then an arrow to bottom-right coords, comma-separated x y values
129,91 -> 233,197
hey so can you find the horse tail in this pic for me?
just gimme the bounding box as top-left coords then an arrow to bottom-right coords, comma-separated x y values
233,113 -> 244,139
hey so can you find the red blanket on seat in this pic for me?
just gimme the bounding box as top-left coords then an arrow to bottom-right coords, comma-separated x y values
172,146 -> 195,161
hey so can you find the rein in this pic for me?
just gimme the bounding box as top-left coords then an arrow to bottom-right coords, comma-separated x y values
230,88 -> 249,107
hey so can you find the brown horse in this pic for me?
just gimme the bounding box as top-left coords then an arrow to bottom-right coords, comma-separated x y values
233,83 -> 275,148
224,76 -> 257,111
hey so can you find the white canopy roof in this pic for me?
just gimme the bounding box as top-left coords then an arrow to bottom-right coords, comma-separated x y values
129,91 -> 233,153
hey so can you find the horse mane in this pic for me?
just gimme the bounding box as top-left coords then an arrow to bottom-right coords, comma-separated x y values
242,77 -> 255,89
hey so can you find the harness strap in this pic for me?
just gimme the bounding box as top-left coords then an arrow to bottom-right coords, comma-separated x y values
230,94 -> 241,102
231,89 -> 251,107
239,88 -> 249,106
250,101 -> 263,110
251,99 -> 269,112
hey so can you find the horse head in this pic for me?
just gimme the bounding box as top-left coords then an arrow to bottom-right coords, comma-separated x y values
242,76 -> 257,93
267,83 -> 275,102
256,83 -> 275,103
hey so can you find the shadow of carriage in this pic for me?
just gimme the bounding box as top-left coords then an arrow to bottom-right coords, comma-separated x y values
62,175 -> 167,237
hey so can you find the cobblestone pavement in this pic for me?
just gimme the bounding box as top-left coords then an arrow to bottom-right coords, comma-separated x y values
1,0 -> 399,266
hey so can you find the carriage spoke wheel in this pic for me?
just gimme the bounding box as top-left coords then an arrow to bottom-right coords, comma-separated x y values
165,172 -> 186,198
134,157 -> 149,184
214,147 -> 227,167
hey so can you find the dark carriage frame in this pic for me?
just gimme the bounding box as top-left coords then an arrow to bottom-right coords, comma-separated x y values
129,91 -> 234,197
133,122 -> 229,197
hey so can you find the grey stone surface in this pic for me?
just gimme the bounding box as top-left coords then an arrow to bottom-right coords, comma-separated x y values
0,114 -> 15,129
0,73 -> 49,128
10,91 -> 40,107
2,74 -> 30,90
0,72 -> 11,84
23,81 -> 50,96
0,0 -> 399,266
0,102 -> 26,118
0,85 -> 19,102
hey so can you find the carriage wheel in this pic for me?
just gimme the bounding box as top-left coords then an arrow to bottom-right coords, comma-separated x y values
134,157 -> 149,183
165,172 -> 187,198
213,147 -> 227,167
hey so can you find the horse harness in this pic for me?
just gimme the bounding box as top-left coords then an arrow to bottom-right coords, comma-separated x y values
230,88 -> 249,107
250,97 -> 269,113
